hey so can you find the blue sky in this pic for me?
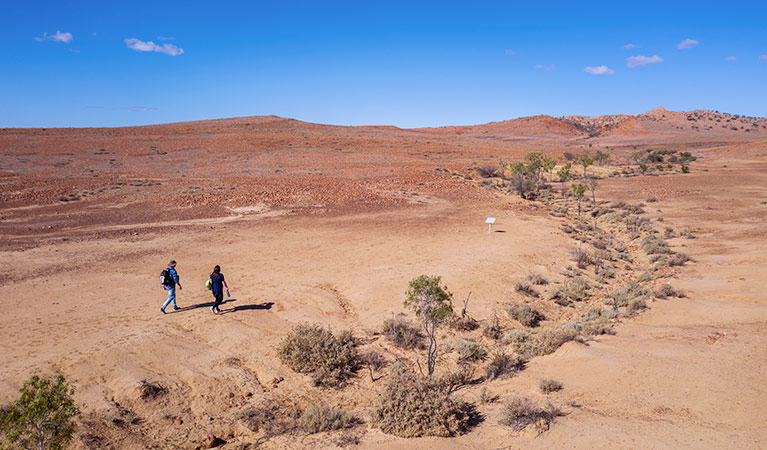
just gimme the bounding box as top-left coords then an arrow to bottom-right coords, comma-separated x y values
1,1 -> 766,128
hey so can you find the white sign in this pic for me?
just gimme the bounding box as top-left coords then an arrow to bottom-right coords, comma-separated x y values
485,217 -> 496,233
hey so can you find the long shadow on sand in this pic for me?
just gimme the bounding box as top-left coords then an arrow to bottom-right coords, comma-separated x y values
219,302 -> 274,314
167,298 -> 238,313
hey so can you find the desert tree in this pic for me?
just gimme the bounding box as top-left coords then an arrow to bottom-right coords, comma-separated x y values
587,177 -> 599,203
557,162 -> 572,196
594,150 -> 610,166
542,156 -> 557,182
404,275 -> 454,377
571,182 -> 587,215
0,374 -> 80,450
577,154 -> 594,179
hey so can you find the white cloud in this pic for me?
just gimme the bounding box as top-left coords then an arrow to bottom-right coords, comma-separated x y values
623,43 -> 639,50
124,38 -> 184,56
584,65 -> 615,76
626,55 -> 663,68
34,31 -> 73,43
760,55 -> 767,62
726,56 -> 737,61
534,64 -> 555,70
504,49 -> 516,56
677,38 -> 699,50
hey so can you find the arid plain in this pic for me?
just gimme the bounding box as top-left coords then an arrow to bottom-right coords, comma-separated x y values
1,108 -> 766,449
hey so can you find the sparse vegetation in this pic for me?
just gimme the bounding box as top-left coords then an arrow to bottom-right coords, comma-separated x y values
514,281 -> 539,297
549,277 -> 590,305
526,273 -> 548,285
382,315 -> 423,350
278,323 -> 358,387
404,275 -> 454,377
485,351 -> 525,380
455,338 -> 487,363
655,284 -> 685,299
298,406 -> 358,434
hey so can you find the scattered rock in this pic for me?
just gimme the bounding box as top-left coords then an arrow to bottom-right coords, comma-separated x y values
204,434 -> 226,448
203,415 -> 214,422
173,418 -> 183,426
242,391 -> 253,398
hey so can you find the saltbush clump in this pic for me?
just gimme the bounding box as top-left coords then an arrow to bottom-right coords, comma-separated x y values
539,379 -> 563,394
370,369 -> 473,438
454,339 -> 487,363
566,307 -> 617,336
298,406 -> 358,434
278,323 -> 358,387
485,351 -> 525,380
381,316 -> 423,350
499,396 -> 560,432
505,303 -> 545,327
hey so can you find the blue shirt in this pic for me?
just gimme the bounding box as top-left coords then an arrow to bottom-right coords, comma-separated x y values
210,273 -> 225,296
169,267 -> 179,285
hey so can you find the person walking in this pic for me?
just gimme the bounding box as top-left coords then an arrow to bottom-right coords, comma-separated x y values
209,265 -> 229,314
160,260 -> 182,314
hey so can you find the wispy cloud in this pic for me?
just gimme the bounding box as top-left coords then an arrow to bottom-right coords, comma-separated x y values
760,55 -> 767,62
677,38 -> 699,50
87,106 -> 156,112
534,64 -> 555,70
34,31 -> 73,43
157,36 -> 175,41
584,65 -> 615,76
504,49 -> 516,56
725,56 -> 737,61
124,38 -> 184,56
626,55 -> 663,68
623,43 -> 639,50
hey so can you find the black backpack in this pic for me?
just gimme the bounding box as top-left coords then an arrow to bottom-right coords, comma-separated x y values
160,268 -> 174,286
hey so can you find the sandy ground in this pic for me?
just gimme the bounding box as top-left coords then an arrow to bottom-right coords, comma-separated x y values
1,116 -> 766,449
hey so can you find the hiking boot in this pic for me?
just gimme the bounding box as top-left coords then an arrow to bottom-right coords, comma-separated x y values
211,306 -> 216,314
173,306 -> 180,311
160,307 -> 166,314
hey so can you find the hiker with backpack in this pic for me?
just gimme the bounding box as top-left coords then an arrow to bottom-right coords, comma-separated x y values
160,260 -> 182,314
208,265 -> 229,314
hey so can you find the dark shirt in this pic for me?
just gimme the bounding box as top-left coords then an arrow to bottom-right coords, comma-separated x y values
210,273 -> 225,297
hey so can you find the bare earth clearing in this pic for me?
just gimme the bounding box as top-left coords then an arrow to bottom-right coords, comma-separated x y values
1,109 -> 766,449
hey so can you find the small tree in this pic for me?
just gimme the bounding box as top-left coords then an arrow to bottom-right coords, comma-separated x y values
1,374 -> 80,450
557,162 -> 572,196
571,182 -> 587,215
404,275 -> 454,377
542,156 -> 557,182
587,177 -> 599,203
578,154 -> 594,178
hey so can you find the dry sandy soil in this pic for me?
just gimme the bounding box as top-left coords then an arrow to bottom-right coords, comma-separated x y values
1,109 -> 766,449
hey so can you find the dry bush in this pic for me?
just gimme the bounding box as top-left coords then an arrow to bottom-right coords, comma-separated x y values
668,252 -> 691,266
549,277 -> 589,306
506,303 -> 545,327
479,387 -> 499,404
438,366 -> 475,395
566,307 -> 616,336
485,351 -> 525,380
370,369 -> 474,438
298,406 -> 358,434
571,248 -> 593,269
455,338 -> 487,363
641,234 -> 673,255
482,312 -> 503,340
637,271 -> 654,283
477,165 -> 499,178
628,298 -> 647,313
499,396 -> 561,432
381,316 -> 423,350
608,281 -> 649,309
239,399 -> 301,436
452,315 -> 480,331
526,273 -> 548,285
278,323 -> 358,387
655,284 -> 685,299
515,282 -> 539,298
539,379 -> 563,394
536,327 -> 579,355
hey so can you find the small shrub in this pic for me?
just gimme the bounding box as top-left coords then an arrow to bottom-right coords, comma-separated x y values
381,316 -> 423,350
298,406 -> 358,434
485,351 -> 525,380
668,253 -> 691,266
539,379 -> 563,394
549,277 -> 590,305
514,282 -> 539,298
572,248 -> 593,269
278,323 -> 358,387
566,307 -> 617,336
479,387 -> 499,404
608,281 -> 650,308
477,165 -> 499,178
370,369 -> 473,437
482,312 -> 503,340
0,374 -> 80,450
506,303 -> 545,327
239,399 -> 301,437
655,284 -> 685,299
628,298 -> 647,313
641,234 -> 673,255
526,273 -> 548,285
536,327 -> 579,355
455,339 -> 486,363
499,396 -> 560,432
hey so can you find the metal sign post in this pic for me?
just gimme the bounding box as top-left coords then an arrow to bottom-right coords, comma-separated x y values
485,217 -> 496,233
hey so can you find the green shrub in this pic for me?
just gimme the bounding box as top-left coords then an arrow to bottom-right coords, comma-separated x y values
370,369 -> 473,437
298,406 -> 358,434
506,303 -> 545,327
0,374 -> 80,450
549,277 -> 590,305
278,323 -> 358,387
608,281 -> 650,308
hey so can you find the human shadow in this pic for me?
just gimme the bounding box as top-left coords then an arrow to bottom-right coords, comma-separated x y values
168,298 -> 238,313
219,301 -> 274,315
